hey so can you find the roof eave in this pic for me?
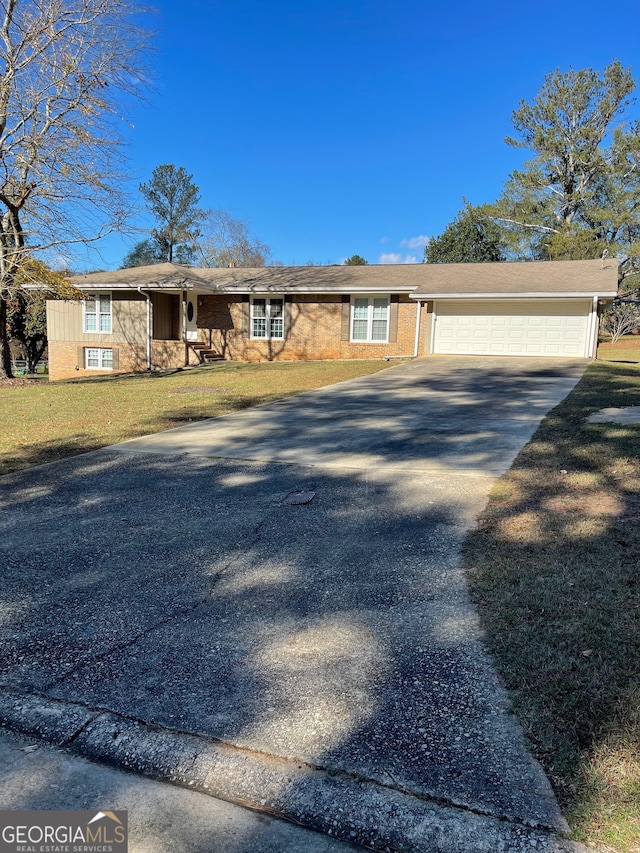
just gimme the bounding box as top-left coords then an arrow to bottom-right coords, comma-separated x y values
410,291 -> 619,300
219,285 -> 416,294
70,283 -> 417,295
72,282 -> 201,291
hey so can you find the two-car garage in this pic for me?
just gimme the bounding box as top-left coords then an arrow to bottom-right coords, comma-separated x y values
432,299 -> 595,358
411,259 -> 618,360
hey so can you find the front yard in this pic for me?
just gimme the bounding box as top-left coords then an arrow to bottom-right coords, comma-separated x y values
464,356 -> 640,851
0,360 -> 390,477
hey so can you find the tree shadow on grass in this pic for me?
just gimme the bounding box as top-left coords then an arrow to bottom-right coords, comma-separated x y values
0,393 -> 303,478
463,361 -> 640,837
0,435 -> 108,478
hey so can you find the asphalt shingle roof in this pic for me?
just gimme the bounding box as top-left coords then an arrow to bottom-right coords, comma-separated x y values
408,258 -> 618,297
69,258 -> 618,297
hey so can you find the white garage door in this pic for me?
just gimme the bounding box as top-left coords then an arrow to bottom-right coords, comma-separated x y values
433,300 -> 592,357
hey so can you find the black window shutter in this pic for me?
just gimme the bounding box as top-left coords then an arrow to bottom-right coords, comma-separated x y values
241,295 -> 250,339
284,294 -> 293,339
341,295 -> 351,341
388,295 -> 399,343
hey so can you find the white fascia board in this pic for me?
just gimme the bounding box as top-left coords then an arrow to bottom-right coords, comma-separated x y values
409,291 -> 618,300
71,284 -> 416,295
74,283 -> 196,291
218,286 -> 416,295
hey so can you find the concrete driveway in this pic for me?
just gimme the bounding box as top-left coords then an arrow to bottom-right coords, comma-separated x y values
0,357 -> 588,853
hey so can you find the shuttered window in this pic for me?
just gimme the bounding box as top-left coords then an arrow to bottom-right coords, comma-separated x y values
85,348 -> 114,370
351,295 -> 390,342
251,297 -> 284,339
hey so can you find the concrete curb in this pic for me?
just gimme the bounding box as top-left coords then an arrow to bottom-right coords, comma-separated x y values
0,688 -> 589,853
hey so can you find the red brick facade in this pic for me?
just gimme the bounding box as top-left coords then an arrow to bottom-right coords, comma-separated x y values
196,294 -> 425,362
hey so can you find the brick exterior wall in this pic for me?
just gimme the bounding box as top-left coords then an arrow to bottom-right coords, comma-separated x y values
48,340 -> 189,381
197,294 -> 425,361
48,293 -> 427,379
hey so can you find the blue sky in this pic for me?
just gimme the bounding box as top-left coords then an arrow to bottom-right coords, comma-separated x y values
88,0 -> 640,270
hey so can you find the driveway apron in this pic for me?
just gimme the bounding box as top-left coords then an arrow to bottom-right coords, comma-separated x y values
0,357 -> 588,851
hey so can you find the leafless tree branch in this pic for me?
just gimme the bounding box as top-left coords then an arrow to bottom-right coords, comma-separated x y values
0,0 -> 153,376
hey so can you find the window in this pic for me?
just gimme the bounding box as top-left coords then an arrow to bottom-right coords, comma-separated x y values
85,348 -> 113,370
84,293 -> 112,333
251,296 -> 284,339
351,296 -> 389,342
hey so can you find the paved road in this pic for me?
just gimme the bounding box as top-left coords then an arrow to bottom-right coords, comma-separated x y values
0,356 -> 588,853
0,727 -> 362,853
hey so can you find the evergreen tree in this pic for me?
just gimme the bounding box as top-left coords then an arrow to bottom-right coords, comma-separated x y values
488,61 -> 640,280
424,206 -> 505,263
138,165 -> 205,264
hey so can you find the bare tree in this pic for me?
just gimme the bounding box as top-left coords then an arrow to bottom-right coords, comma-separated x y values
195,209 -> 272,268
601,303 -> 640,344
0,0 -> 152,378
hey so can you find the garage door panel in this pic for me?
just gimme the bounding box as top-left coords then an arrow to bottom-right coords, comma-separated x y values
434,300 -> 590,358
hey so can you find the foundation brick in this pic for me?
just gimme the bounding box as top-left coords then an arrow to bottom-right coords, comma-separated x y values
48,341 -> 189,381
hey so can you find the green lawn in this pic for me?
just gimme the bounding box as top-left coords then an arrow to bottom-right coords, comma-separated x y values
0,360 -> 391,477
463,360 -> 640,851
597,334 -> 640,364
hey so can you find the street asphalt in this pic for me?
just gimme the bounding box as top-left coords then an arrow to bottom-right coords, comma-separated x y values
0,726 -> 363,853
0,356 -> 591,853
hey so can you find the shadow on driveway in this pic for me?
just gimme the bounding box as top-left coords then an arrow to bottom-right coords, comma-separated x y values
0,357 -> 588,851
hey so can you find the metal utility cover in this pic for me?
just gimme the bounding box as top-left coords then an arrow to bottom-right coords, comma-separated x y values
282,490 -> 316,505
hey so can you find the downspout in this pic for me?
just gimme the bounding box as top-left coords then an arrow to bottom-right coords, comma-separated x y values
413,300 -> 422,357
430,302 -> 437,354
137,287 -> 152,370
587,296 -> 599,359
182,289 -> 188,366
383,296 -> 422,361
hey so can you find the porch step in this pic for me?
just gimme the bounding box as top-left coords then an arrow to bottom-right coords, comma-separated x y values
189,343 -> 224,363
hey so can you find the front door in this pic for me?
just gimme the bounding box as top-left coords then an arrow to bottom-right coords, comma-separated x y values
185,296 -> 198,341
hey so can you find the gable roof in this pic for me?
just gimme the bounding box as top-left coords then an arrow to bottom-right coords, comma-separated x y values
68,258 -> 619,298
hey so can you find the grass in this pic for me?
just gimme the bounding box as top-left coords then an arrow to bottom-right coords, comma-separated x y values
0,360 -> 391,477
463,359 -> 640,851
597,333 -> 640,365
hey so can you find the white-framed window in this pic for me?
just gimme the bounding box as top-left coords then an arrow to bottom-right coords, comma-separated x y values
85,348 -> 113,370
83,293 -> 112,333
251,296 -> 284,340
351,295 -> 390,342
